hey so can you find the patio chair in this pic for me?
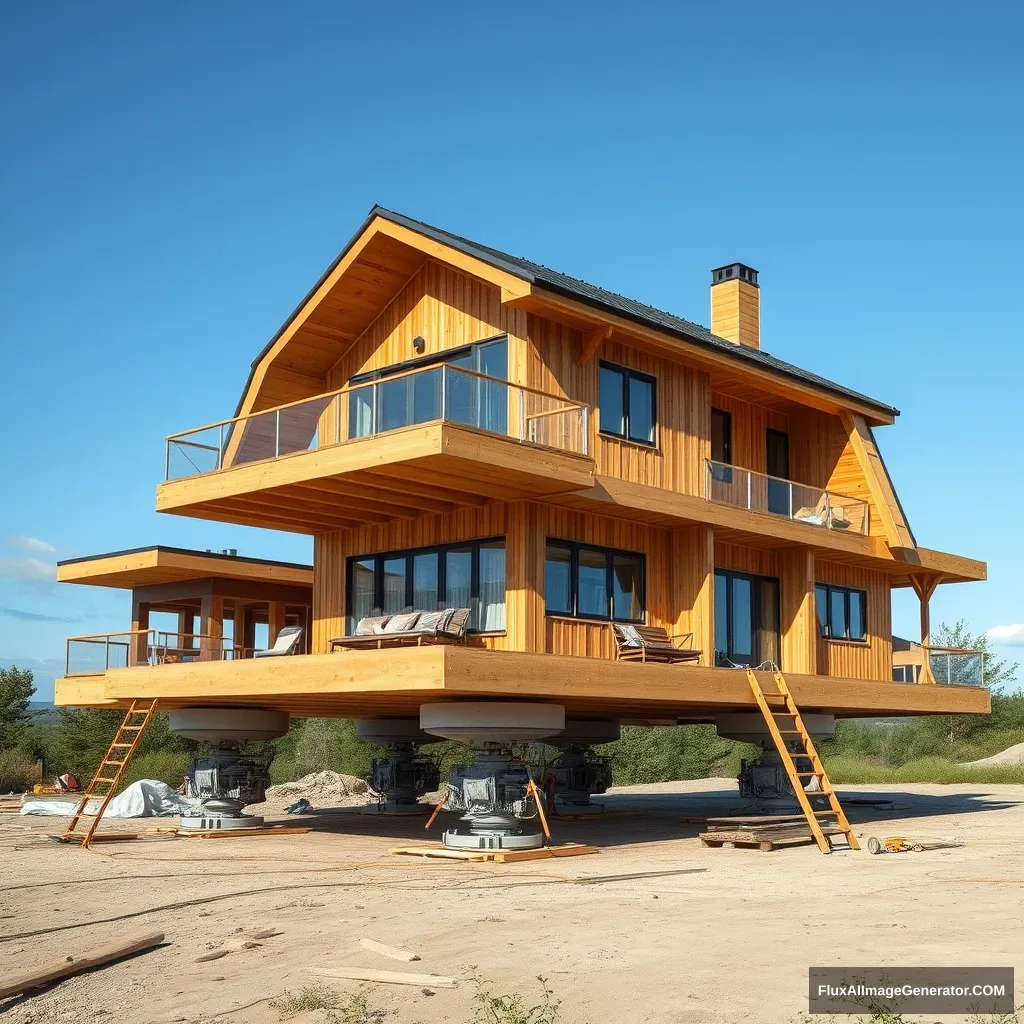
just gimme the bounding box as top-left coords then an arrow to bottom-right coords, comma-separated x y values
254,625 -> 304,658
611,624 -> 701,664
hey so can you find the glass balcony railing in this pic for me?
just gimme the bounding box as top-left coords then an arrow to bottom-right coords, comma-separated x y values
927,646 -> 988,686
65,630 -> 253,676
705,460 -> 869,535
165,364 -> 590,481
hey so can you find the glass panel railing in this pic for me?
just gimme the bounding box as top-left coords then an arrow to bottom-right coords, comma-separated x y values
65,631 -> 251,675
705,460 -> 869,535
927,647 -> 987,686
165,364 -> 590,480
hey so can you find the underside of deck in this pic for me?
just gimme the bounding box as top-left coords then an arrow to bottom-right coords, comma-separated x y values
55,647 -> 991,723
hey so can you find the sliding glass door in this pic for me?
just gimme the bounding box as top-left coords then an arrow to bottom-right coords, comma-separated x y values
714,569 -> 780,668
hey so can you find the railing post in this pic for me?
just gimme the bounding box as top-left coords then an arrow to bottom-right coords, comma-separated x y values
440,365 -> 447,423
335,394 -> 341,446
372,382 -> 380,436
518,388 -> 526,442
581,406 -> 589,456
788,482 -> 794,520
219,423 -> 225,469
164,442 -> 171,481
824,492 -> 832,529
746,469 -> 752,511
275,409 -> 281,458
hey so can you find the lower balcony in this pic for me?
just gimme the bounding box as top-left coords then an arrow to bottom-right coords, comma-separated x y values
157,365 -> 595,533
56,645 -> 991,722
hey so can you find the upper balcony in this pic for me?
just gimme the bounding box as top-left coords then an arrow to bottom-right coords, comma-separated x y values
704,460 -> 870,535
157,365 -> 595,533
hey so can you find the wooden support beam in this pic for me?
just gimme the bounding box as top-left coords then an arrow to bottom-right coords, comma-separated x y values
268,600 -> 286,648
780,548 -> 817,674
130,599 -> 149,667
577,325 -> 612,366
199,593 -> 224,661
910,573 -> 941,684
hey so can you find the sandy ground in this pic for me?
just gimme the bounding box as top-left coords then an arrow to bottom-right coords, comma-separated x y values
1,779 -> 1023,1024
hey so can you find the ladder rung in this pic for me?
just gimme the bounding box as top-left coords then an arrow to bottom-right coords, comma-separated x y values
812,809 -> 839,816
94,777 -> 118,784
795,771 -> 823,776
111,742 -> 134,748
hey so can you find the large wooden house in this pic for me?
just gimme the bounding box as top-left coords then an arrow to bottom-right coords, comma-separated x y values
56,207 -> 989,727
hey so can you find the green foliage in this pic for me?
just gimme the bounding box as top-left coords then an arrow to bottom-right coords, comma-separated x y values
822,753 -> 1024,785
270,984 -> 384,1024
933,620 -> 1018,691
469,974 -> 562,1024
0,748 -> 39,792
0,665 -> 35,748
599,725 -> 756,785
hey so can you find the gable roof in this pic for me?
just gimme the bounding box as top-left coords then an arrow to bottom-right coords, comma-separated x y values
239,205 -> 899,421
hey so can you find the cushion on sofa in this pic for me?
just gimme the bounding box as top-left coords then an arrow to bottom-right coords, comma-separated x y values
414,609 -> 454,634
382,611 -> 421,634
356,615 -> 390,636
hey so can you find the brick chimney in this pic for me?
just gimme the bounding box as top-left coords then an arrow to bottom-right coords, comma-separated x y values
710,263 -> 760,349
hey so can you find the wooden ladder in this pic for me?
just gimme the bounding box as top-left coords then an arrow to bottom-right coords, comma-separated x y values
744,667 -> 858,854
62,699 -> 159,848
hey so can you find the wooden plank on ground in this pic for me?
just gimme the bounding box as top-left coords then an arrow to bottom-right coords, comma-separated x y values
310,968 -> 457,988
0,931 -> 165,999
358,938 -> 420,962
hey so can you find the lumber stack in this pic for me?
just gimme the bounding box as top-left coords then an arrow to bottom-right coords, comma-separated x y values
698,814 -> 846,852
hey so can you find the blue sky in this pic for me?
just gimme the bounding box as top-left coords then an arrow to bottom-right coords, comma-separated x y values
1,2 -> 1022,700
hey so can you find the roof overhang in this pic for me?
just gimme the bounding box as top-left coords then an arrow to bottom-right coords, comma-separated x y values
56,546 -> 313,590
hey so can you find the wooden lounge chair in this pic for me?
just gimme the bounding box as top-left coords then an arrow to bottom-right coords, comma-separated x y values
254,625 -> 304,658
612,623 -> 701,664
330,608 -> 472,651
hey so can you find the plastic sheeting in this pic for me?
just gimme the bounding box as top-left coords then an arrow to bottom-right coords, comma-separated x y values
20,779 -> 198,818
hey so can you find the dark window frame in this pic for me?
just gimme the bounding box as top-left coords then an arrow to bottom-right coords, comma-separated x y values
544,538 -> 646,623
711,408 -> 732,464
714,568 -> 781,668
598,361 -> 657,447
348,334 -> 509,386
345,536 -> 506,635
815,582 -> 868,642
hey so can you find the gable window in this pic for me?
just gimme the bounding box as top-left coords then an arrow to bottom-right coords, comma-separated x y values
815,583 -> 867,641
349,336 -> 508,440
544,539 -> 644,622
598,363 -> 656,445
346,537 -> 506,634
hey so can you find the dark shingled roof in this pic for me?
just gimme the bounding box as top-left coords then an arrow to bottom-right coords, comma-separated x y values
240,205 -> 899,420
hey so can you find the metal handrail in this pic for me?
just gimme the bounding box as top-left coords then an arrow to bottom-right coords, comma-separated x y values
165,362 -> 590,479
165,364 -> 587,442
65,630 -> 248,676
704,459 -> 869,533
923,646 -> 988,686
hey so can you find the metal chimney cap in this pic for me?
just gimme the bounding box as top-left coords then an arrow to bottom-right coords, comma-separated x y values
711,263 -> 759,287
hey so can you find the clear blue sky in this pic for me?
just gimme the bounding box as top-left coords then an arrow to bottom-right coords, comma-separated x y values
2,2 -> 1022,699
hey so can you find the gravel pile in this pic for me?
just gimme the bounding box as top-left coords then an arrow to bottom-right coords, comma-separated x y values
961,742 -> 1024,767
250,770 -> 372,812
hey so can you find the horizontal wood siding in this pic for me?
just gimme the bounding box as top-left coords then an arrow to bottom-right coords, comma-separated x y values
815,560 -> 892,681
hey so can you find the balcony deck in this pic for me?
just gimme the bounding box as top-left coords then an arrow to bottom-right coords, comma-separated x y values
55,646 -> 991,722
157,365 -> 595,532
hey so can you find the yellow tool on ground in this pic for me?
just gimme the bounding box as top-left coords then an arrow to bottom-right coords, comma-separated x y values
867,835 -> 961,854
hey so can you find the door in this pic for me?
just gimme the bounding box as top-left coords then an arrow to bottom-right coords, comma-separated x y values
765,428 -> 791,516
714,569 -> 781,668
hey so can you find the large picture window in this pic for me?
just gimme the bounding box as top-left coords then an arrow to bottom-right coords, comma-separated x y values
348,336 -> 508,439
544,539 -> 644,622
815,583 -> 867,641
598,362 -> 656,445
347,538 -> 506,634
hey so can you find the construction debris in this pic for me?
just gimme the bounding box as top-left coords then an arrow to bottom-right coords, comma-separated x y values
310,967 -> 457,988
0,930 -> 165,999
359,938 -> 420,962
866,836 -> 964,854
699,815 -> 847,852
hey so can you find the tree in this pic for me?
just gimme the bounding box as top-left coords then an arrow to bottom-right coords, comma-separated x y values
0,666 -> 34,748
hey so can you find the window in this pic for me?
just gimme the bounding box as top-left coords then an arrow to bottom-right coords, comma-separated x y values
599,363 -> 656,445
348,336 -> 508,439
714,569 -> 780,667
345,538 -> 506,634
711,409 -> 732,464
544,540 -> 645,622
815,583 -> 867,641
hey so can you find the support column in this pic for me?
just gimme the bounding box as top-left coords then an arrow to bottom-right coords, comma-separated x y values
130,597 -> 149,666
671,526 -> 715,666
238,603 -> 258,658
910,574 -> 940,684
199,593 -> 224,661
177,609 -> 194,654
268,600 -> 287,650
780,548 -> 816,675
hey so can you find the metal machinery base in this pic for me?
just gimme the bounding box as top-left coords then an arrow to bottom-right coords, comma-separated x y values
356,718 -> 439,815
420,702 -> 565,851
545,719 -> 619,812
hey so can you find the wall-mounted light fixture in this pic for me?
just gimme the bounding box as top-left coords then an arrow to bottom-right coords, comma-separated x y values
412,335 -> 426,354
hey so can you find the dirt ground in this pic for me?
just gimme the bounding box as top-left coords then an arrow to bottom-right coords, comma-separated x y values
1,779 -> 1022,1024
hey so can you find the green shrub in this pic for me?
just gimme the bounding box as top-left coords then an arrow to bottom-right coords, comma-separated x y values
119,750 -> 193,789
822,753 -> 1024,785
0,749 -> 39,793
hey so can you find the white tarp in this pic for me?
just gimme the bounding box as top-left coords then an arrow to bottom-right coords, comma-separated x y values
20,779 -> 198,818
